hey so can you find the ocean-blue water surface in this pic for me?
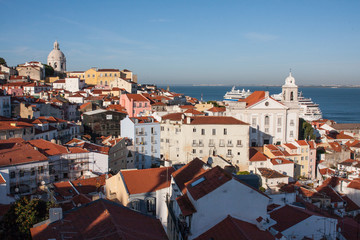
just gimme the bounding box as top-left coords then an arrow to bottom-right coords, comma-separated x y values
158,85 -> 360,123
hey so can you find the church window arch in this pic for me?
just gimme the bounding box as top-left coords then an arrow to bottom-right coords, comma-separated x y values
290,92 -> 294,101
265,116 -> 270,126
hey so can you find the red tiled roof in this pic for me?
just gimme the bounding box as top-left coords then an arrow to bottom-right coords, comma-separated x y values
283,143 -> 297,150
249,148 -> 267,162
315,185 -> 343,203
270,158 -> 293,165
239,91 -> 266,107
126,94 -> 149,102
129,116 -> 158,123
72,174 -> 110,195
162,112 -> 183,121
0,139 -> 48,167
106,104 -> 127,113
257,168 -> 288,179
347,180 -> 360,190
176,194 -> 197,216
179,105 -> 195,109
79,102 -> 92,109
270,205 -> 315,232
266,144 -> 279,151
0,120 -> 34,131
184,108 -> 204,115
172,158 -> 207,193
296,140 -> 308,146
120,167 -> 175,195
189,116 -> 248,125
28,139 -> 68,156
186,166 -> 232,201
195,215 -> 275,240
30,199 -> 168,240
206,107 -> 226,112
68,147 -> 88,153
319,168 -> 335,176
328,142 -> 342,152
82,142 -> 109,154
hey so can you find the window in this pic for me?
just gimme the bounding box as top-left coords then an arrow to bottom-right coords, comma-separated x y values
193,128 -> 196,133
166,139 -> 169,143
277,128 -> 281,133
193,149 -> 196,154
161,126 -> 164,131
105,81 -> 108,86
130,200 -> 140,211
31,168 -> 35,175
92,74 -> 95,78
290,120 -> 294,126
252,118 -> 257,126
201,129 -> 205,135
265,116 -> 269,125
237,140 -> 242,146
227,149 -> 232,156
105,73 -> 107,77
224,128 -> 227,135
199,139 -> 204,146
109,73 -> 112,77
212,129 -> 216,135
139,103 -> 142,107
227,140 -> 232,146
209,139 -> 214,147
219,139 -> 225,147
10,171 -> 15,178
144,103 -> 147,107
146,198 -> 156,212
290,131 -> 294,137
277,117 -> 282,126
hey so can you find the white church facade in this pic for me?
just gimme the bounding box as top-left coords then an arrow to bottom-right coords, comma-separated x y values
226,72 -> 300,146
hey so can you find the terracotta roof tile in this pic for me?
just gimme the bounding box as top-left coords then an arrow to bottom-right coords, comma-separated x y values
0,173 -> 6,184
0,139 -> 48,167
269,205 -> 316,232
189,116 -> 248,125
257,168 -> 288,179
206,107 -> 226,112
126,94 -> 149,102
195,215 -> 275,240
347,180 -> 360,190
162,112 -> 183,121
172,158 -> 207,193
121,167 -> 175,194
28,139 -> 68,156
176,194 -> 197,216
30,199 -> 168,240
249,148 -> 267,162
186,166 -> 232,201
239,91 -> 266,107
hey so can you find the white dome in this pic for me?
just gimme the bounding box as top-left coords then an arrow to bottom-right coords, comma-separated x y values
285,72 -> 296,85
47,41 -> 66,72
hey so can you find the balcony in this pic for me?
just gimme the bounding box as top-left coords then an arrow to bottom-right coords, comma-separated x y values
219,142 -> 225,147
199,143 -> 204,147
227,143 -> 233,147
192,143 -> 198,147
136,131 -> 147,136
209,143 -> 215,147
226,154 -> 233,158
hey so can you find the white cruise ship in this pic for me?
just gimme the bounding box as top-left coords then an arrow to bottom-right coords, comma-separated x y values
224,86 -> 252,101
272,91 -> 322,121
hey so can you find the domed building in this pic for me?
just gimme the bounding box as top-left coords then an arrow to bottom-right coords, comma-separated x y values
47,41 -> 66,73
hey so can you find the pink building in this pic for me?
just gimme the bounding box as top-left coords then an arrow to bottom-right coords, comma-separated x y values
120,94 -> 151,117
1,82 -> 28,96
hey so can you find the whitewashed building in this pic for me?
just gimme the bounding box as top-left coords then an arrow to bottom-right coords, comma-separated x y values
226,73 -> 300,146
121,116 -> 161,169
160,113 -> 249,170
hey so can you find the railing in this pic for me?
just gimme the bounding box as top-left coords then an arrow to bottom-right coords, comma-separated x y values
199,143 -> 204,147
192,143 -> 198,147
219,143 -> 225,147
209,143 -> 215,147
227,143 -> 233,147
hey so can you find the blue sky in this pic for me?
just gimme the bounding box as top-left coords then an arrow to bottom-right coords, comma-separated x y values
1,0 -> 359,85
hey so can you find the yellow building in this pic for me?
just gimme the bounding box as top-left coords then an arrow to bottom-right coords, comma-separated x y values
82,68 -> 121,86
67,71 -> 85,79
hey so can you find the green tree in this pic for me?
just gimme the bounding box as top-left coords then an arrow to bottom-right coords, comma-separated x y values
0,57 -> 7,66
299,118 -> 316,140
43,64 -> 54,77
0,197 -> 55,240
